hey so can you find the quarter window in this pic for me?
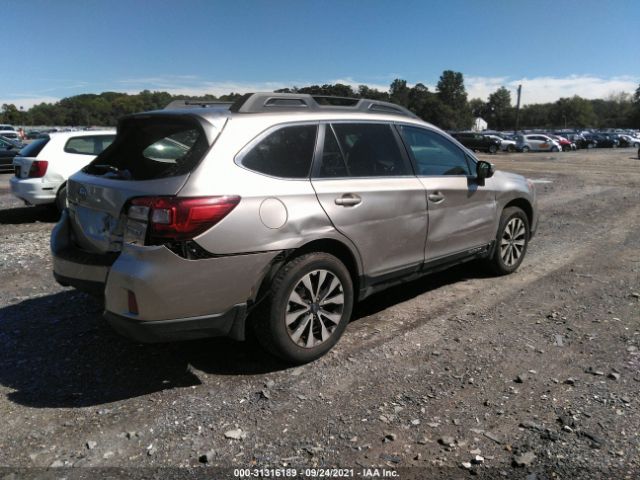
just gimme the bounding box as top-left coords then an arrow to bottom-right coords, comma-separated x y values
319,123 -> 410,178
64,135 -> 115,155
241,125 -> 317,178
398,126 -> 472,176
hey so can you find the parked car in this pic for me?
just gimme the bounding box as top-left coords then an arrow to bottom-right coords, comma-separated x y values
485,134 -> 516,152
557,133 -> 596,149
25,130 -> 43,140
548,134 -> 576,151
450,132 -> 502,153
617,134 -> 640,148
10,130 -> 115,210
515,134 -> 561,152
0,128 -> 22,143
51,93 -> 538,363
586,133 -> 619,148
0,135 -> 23,172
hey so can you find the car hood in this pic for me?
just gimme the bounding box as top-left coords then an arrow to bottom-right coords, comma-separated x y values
492,169 -> 527,185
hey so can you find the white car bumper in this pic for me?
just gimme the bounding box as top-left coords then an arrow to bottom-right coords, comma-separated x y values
9,176 -> 59,205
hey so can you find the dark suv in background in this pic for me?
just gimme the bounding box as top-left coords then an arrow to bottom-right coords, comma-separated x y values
450,132 -> 502,154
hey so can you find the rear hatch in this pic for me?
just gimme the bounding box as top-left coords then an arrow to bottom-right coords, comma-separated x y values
67,114 -> 223,254
13,136 -> 50,178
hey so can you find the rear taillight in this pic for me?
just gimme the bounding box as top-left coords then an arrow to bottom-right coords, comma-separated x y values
129,196 -> 241,243
28,160 -> 48,178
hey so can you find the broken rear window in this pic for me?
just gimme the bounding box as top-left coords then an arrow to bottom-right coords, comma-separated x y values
83,116 -> 209,180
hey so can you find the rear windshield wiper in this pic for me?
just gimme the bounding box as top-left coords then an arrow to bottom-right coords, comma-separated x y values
88,164 -> 133,180
91,164 -> 120,173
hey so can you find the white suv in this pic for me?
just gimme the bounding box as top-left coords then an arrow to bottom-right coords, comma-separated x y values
10,130 -> 115,210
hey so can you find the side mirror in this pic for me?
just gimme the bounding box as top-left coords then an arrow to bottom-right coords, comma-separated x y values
476,160 -> 495,186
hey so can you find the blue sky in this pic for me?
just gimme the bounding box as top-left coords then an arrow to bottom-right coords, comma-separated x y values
3,0 -> 639,108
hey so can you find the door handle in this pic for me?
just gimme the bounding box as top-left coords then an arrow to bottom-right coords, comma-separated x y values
428,192 -> 445,203
335,194 -> 362,207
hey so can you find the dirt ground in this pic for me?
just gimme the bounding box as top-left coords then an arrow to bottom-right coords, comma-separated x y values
0,148 -> 638,479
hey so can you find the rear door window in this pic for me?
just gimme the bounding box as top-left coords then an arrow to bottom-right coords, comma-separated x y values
83,117 -> 209,180
239,124 -> 317,178
320,123 -> 411,177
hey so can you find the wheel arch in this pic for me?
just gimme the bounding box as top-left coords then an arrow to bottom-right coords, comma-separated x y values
250,237 -> 362,311
503,198 -> 533,236
55,180 -> 67,195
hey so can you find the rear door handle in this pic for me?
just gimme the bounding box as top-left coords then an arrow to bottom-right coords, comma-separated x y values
335,194 -> 362,207
428,192 -> 445,203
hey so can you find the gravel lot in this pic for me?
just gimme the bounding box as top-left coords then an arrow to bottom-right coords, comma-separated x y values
0,149 -> 638,479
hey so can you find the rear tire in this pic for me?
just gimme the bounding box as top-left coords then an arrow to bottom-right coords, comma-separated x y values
252,252 -> 354,364
487,207 -> 530,275
55,184 -> 67,213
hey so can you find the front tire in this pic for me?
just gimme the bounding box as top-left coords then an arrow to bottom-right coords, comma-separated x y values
253,252 -> 354,364
521,146 -> 530,153
551,146 -> 560,152
487,207 -> 530,275
488,144 -> 498,154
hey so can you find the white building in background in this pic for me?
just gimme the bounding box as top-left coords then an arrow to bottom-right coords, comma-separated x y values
472,117 -> 488,132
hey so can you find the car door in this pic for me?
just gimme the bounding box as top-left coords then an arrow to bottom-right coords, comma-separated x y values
396,125 -> 497,262
532,135 -> 548,151
311,122 -> 427,279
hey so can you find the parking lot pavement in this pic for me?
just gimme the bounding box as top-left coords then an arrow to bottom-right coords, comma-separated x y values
0,149 -> 639,476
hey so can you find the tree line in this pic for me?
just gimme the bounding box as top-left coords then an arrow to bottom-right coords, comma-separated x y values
2,71 -> 640,131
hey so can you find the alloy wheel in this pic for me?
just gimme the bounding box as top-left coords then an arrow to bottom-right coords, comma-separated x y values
285,270 -> 344,348
500,217 -> 526,267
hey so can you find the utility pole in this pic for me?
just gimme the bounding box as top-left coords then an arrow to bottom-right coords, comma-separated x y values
514,84 -> 522,133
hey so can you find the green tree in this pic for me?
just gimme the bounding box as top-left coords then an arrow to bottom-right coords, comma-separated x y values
436,70 -> 472,129
468,98 -> 486,117
487,87 -> 514,130
407,83 -> 431,116
628,84 -> 640,128
1,104 -> 21,124
551,96 -> 596,128
389,79 -> 410,107
357,85 -> 389,101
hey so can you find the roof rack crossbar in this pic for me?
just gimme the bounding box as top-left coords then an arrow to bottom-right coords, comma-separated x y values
164,100 -> 235,110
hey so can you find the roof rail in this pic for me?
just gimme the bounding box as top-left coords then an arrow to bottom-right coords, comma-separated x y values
228,92 -> 419,119
164,99 -> 235,110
